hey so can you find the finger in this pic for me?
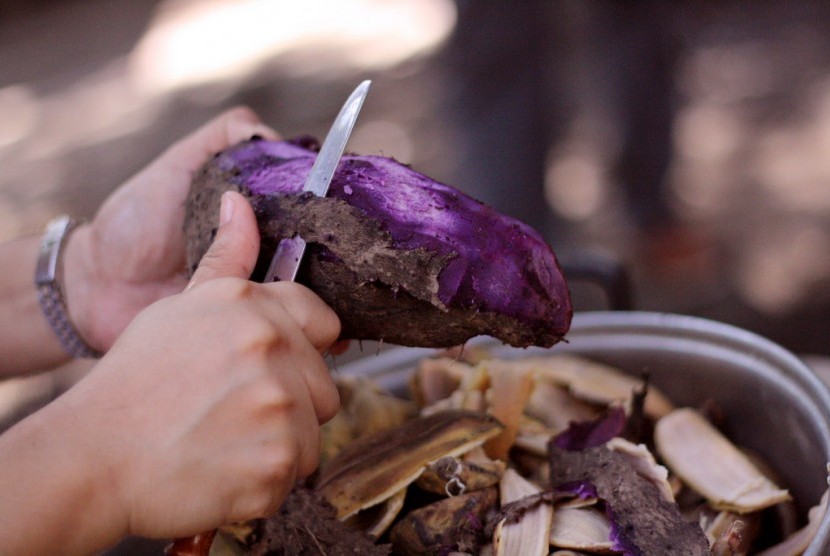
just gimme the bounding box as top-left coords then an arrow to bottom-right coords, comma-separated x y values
187,192 -> 260,288
164,106 -> 280,174
327,340 -> 351,357
258,282 -> 342,353
299,347 -> 340,425
273,366 -> 326,479
273,295 -> 341,423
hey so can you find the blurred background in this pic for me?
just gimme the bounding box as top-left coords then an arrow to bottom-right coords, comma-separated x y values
3,0 -> 830,549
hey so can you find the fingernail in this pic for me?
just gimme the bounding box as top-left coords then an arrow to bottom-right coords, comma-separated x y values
219,192 -> 235,225
250,124 -> 280,141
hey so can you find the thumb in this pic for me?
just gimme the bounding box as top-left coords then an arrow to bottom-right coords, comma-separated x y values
187,191 -> 260,288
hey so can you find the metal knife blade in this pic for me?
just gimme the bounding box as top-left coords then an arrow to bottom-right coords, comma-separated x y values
263,79 -> 371,282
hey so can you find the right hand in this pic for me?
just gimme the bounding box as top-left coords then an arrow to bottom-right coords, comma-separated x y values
57,191 -> 341,542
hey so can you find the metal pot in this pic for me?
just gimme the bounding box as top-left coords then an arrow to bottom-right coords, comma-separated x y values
338,310 -> 830,554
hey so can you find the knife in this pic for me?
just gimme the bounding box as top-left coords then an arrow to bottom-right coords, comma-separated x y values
263,80 -> 372,282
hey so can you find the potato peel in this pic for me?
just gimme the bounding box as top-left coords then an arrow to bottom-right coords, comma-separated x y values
655,408 -> 791,514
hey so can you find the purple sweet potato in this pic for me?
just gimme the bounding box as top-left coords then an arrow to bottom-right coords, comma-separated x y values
184,137 -> 572,348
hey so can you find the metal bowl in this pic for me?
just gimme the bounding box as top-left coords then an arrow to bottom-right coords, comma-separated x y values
338,311 -> 830,554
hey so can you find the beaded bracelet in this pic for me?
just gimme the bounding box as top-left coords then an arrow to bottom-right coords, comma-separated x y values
34,215 -> 101,359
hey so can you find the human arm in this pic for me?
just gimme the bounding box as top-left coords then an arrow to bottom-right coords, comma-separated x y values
0,107 -> 278,377
0,192 -> 341,554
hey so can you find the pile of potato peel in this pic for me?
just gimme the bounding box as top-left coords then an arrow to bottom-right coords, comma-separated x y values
216,351 -> 828,555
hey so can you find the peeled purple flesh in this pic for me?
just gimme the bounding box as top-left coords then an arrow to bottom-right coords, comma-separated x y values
184,137 -> 572,348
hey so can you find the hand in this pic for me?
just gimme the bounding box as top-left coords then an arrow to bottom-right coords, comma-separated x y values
36,192 -> 340,549
64,107 -> 279,353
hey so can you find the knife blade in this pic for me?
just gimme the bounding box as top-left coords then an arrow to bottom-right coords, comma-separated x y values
263,79 -> 371,282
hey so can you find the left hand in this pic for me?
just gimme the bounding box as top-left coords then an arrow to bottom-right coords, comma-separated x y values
63,107 -> 278,353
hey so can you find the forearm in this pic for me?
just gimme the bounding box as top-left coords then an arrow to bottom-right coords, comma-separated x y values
0,235 -> 71,376
0,396 -> 126,554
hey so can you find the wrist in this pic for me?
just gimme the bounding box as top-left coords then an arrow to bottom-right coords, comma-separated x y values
61,222 -> 103,354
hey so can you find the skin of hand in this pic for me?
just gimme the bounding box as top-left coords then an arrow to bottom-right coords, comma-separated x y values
63,107 -> 279,354
0,191 -> 341,554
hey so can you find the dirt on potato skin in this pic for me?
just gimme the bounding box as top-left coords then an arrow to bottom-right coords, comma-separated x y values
549,443 -> 710,556
246,487 -> 391,556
